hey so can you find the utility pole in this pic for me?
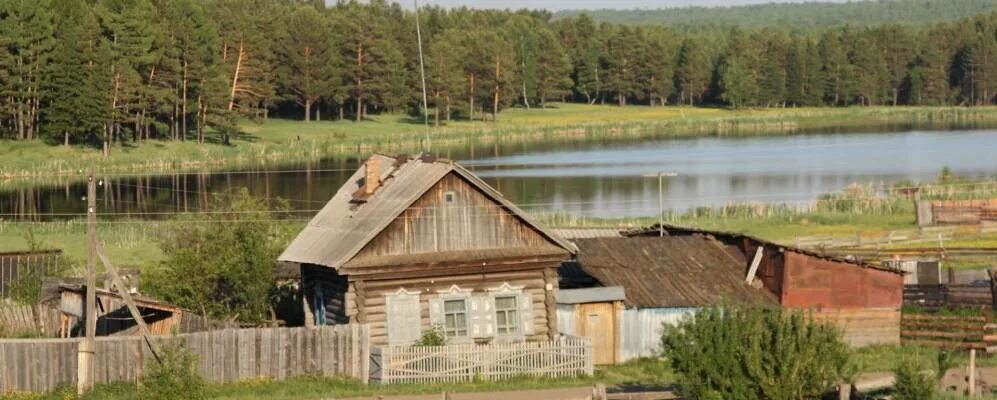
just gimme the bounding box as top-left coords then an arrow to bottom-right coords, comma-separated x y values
414,0 -> 431,153
642,172 -> 678,237
78,169 -> 97,395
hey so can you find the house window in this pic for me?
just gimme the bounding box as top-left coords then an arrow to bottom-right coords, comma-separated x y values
443,299 -> 469,337
444,191 -> 456,203
386,289 -> 421,346
494,296 -> 519,335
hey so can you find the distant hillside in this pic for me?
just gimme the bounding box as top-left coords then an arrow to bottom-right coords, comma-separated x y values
553,0 -> 997,29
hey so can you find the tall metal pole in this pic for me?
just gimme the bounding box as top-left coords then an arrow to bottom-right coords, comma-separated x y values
642,172 -> 678,237
414,0 -> 431,152
78,169 -> 97,395
658,174 -> 663,237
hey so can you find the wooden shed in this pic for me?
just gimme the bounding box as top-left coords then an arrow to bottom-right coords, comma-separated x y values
560,235 -> 778,362
56,284 -> 231,337
58,284 -> 181,337
279,154 -> 575,346
631,224 -> 906,346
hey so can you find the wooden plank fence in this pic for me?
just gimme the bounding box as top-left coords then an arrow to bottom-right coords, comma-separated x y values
901,314 -> 989,349
0,251 -> 62,299
904,285 -> 993,311
0,325 -> 371,394
374,335 -> 593,384
0,304 -> 62,337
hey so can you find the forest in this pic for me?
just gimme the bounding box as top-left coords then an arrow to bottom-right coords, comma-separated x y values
1,0 -> 997,150
554,0 -> 997,30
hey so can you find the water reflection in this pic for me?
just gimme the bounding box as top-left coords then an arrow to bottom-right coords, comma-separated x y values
2,129 -> 996,220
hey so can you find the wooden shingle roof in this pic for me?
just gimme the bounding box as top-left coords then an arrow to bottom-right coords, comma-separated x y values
278,154 -> 574,270
572,236 -> 778,308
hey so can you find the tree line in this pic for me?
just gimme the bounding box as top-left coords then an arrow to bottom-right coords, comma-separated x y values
554,0 -> 997,30
2,0 -> 997,150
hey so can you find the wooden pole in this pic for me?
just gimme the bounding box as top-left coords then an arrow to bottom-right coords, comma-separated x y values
77,169 -> 97,395
95,241 -> 160,361
969,348 -> 976,397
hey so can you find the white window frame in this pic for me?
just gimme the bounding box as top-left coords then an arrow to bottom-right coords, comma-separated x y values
442,298 -> 470,338
487,283 -> 526,339
493,295 -> 519,336
385,288 -> 421,346
435,285 -> 473,341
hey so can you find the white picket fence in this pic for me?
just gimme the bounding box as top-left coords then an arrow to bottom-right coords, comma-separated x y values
373,335 -> 593,384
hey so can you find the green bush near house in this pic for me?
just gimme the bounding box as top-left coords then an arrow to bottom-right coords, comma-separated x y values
660,307 -> 852,400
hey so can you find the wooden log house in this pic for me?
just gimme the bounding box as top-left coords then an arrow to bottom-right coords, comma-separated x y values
279,154 -> 575,346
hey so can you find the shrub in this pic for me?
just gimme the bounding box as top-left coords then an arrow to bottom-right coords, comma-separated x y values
660,307 -> 851,400
140,340 -> 206,400
145,189 -> 291,323
415,325 -> 447,346
893,355 -> 935,400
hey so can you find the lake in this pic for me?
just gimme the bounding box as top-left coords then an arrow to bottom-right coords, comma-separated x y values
3,128 -> 997,220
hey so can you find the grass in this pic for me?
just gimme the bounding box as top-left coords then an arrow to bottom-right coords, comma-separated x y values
3,103 -> 997,183
0,358 -> 673,400
852,344 -> 997,374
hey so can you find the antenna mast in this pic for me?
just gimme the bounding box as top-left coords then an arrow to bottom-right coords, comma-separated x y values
414,0 -> 431,153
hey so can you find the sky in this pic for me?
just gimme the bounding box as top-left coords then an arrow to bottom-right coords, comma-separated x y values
404,0 -> 847,11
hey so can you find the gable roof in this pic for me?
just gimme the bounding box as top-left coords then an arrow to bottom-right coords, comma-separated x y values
572,236 -> 779,308
279,154 -> 575,270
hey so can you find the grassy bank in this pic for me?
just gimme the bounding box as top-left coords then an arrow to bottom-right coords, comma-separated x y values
2,104 -> 996,182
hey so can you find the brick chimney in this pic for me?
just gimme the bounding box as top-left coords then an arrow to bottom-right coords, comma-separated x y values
364,158 -> 381,195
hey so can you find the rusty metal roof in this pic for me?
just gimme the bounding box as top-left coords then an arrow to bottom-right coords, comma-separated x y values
573,236 -> 779,308
279,154 -> 575,270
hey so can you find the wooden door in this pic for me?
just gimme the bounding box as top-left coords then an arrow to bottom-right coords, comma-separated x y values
578,302 -> 617,365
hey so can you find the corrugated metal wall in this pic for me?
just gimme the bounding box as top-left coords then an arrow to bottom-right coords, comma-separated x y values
619,308 -> 697,361
560,305 -> 698,362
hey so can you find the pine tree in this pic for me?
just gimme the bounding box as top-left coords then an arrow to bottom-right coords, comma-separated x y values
157,0 -> 216,142
208,0 -> 275,142
560,13 -> 603,104
676,37 -> 711,105
426,29 -> 465,124
0,0 -> 56,140
719,29 -> 761,108
640,27 -> 678,106
277,4 -> 338,122
787,36 -> 825,106
43,0 -> 103,146
602,25 -> 641,106
819,30 -> 853,105
756,30 -> 789,107
335,0 -> 407,121
534,27 -> 573,108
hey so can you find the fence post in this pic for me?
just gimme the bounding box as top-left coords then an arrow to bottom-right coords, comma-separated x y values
969,349 -> 976,397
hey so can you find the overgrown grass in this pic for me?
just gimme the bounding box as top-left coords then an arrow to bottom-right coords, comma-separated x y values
0,359 -> 672,400
3,104 -> 996,182
852,345 -> 997,374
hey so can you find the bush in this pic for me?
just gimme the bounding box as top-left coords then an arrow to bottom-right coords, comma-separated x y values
893,355 -> 935,400
145,189 -> 291,323
660,307 -> 851,400
415,325 -> 447,346
140,341 -> 206,400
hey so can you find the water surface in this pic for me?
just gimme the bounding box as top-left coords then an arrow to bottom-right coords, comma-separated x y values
3,129 -> 996,220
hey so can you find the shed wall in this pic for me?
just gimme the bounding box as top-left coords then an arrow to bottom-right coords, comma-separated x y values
558,305 -> 697,362
812,308 -> 901,347
780,252 -> 903,309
